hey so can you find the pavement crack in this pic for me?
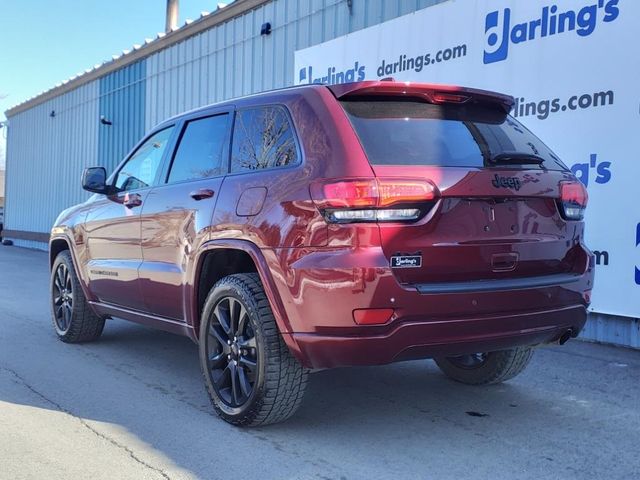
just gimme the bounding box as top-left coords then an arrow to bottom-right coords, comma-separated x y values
0,366 -> 172,480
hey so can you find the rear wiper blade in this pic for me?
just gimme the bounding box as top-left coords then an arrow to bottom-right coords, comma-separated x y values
489,153 -> 545,165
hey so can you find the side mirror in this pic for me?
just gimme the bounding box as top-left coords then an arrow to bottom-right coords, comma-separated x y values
82,167 -> 110,194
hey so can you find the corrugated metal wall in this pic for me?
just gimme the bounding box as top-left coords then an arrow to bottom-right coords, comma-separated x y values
4,81 -> 99,248
98,60 -> 147,174
580,313 -> 640,349
146,0 -> 447,128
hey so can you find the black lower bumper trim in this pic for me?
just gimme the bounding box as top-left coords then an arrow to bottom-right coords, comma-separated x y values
415,273 -> 581,294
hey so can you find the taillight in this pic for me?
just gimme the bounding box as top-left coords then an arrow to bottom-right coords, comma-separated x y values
311,178 -> 439,223
431,92 -> 471,104
376,179 -> 438,206
559,181 -> 588,220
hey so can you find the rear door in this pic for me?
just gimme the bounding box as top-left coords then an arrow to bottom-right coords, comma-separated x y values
339,96 -> 584,287
139,109 -> 232,320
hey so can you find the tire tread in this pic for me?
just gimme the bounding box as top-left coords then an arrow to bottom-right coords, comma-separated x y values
201,273 -> 308,426
435,347 -> 534,385
51,250 -> 105,343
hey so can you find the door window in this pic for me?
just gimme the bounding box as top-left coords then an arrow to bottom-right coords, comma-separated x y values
114,127 -> 174,191
167,114 -> 230,183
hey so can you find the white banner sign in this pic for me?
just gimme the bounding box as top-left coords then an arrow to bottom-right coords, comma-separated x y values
295,0 -> 639,317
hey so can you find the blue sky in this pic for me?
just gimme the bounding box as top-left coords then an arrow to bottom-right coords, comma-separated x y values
0,1 -> 231,166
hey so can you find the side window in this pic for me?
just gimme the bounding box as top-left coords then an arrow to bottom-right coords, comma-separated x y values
115,127 -> 174,191
167,114 -> 230,183
231,106 -> 299,173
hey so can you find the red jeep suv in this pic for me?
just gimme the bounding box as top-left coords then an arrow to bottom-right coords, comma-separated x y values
49,81 -> 594,426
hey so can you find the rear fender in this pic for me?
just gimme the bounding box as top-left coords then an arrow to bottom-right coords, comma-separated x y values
191,240 -> 298,351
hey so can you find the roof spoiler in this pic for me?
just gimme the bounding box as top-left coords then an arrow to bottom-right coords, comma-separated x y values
328,81 -> 515,113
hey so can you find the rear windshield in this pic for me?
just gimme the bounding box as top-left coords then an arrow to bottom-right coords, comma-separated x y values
341,98 -> 567,171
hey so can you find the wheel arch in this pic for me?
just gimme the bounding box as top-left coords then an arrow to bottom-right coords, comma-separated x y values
49,236 -> 71,269
191,239 -> 293,342
49,235 -> 97,305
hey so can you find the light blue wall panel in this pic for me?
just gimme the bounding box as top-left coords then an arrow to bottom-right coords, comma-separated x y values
98,60 -> 147,174
581,313 -> 640,349
3,81 -> 99,242
8,239 -> 48,251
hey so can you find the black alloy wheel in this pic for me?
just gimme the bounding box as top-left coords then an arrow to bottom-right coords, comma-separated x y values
50,250 -> 105,343
52,262 -> 74,333
206,296 -> 258,407
199,273 -> 308,426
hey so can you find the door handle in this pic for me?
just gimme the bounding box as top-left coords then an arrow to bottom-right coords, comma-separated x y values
123,192 -> 142,208
190,188 -> 215,201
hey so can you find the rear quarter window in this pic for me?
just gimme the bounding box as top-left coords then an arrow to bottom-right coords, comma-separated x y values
231,106 -> 299,173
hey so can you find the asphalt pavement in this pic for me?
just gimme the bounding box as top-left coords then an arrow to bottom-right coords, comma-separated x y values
0,246 -> 638,480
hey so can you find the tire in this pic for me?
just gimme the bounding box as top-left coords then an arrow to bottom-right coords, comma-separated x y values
434,347 -> 534,385
199,273 -> 308,427
50,250 -> 105,343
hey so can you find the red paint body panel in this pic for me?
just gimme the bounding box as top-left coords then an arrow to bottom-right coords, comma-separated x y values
291,306 -> 586,368
138,176 -> 224,320
50,81 -> 595,369
82,192 -> 148,311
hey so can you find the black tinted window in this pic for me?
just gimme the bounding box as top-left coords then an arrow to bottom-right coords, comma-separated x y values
168,114 -> 229,183
341,99 -> 567,171
231,106 -> 298,173
115,127 -> 174,191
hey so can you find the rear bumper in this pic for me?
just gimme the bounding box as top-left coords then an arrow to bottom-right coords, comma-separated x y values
287,305 -> 587,369
267,245 -> 594,369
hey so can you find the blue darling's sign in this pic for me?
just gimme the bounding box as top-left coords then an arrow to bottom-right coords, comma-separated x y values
298,62 -> 366,85
484,1 -> 620,64
571,154 -> 612,187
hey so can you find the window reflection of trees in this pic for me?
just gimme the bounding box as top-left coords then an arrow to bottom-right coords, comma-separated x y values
232,107 -> 297,171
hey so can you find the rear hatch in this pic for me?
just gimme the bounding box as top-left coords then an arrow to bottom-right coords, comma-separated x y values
335,83 -> 587,288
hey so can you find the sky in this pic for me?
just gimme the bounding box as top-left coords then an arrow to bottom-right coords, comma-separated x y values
0,0 -> 232,169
